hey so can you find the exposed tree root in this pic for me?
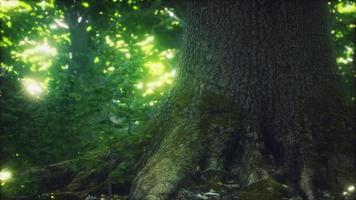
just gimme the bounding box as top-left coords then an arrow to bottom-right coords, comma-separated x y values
130,91 -> 356,200
10,87 -> 356,200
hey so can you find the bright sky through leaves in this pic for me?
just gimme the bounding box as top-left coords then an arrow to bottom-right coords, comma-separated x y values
21,78 -> 45,97
0,169 -> 12,182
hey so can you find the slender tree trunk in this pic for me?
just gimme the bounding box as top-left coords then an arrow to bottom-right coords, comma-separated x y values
130,1 -> 355,199
64,3 -> 91,92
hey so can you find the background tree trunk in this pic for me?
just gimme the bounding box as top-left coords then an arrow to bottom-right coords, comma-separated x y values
130,1 -> 355,199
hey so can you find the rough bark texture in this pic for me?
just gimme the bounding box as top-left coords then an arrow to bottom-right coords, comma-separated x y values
130,1 -> 355,200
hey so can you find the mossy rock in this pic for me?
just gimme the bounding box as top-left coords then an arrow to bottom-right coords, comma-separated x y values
238,178 -> 290,200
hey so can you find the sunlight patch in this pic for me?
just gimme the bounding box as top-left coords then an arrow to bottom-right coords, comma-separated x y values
13,39 -> 57,71
0,0 -> 32,13
0,169 -> 12,182
21,78 -> 46,98
337,2 -> 356,14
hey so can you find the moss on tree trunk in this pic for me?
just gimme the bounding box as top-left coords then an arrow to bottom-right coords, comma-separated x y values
130,1 -> 356,199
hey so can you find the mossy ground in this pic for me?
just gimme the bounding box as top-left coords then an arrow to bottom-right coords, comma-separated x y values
238,178 -> 290,200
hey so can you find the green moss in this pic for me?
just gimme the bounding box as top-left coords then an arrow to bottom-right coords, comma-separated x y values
135,120 -> 203,198
205,176 -> 224,191
174,89 -> 195,108
238,178 -> 290,200
299,84 -> 356,186
197,91 -> 242,129
336,166 -> 356,182
251,152 -> 268,171
134,92 -> 245,197
300,84 -> 355,155
197,92 -> 240,113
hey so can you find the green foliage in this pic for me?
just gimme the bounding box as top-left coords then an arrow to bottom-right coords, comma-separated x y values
0,0 -> 181,197
328,0 -> 356,102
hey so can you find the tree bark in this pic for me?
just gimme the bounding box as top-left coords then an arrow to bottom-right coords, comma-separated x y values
130,1 -> 355,200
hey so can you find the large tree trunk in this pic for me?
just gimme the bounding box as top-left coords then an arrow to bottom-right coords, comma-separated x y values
130,1 -> 355,200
